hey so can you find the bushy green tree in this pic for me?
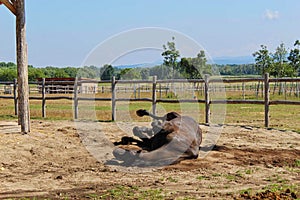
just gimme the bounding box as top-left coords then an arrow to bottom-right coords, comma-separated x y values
77,66 -> 99,79
273,42 -> 289,77
149,65 -> 170,80
288,40 -> 300,76
178,50 -> 208,79
63,67 -> 79,78
28,68 -> 45,81
100,64 -> 114,80
0,68 -> 17,81
161,37 -> 180,79
140,68 -> 150,80
117,68 -> 141,80
252,45 -> 273,76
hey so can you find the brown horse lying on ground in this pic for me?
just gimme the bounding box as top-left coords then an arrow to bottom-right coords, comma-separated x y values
111,109 -> 202,167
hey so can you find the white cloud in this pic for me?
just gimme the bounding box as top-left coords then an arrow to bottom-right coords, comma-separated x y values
264,9 -> 280,20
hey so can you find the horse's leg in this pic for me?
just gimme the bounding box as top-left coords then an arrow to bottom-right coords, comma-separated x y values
113,136 -> 191,166
132,126 -> 153,139
113,136 -> 144,146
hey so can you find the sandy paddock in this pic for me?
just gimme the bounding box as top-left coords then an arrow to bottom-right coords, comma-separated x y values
0,120 -> 299,199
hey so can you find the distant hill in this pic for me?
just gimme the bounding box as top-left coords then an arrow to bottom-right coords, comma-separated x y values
114,60 -> 163,69
113,56 -> 255,69
212,56 -> 254,65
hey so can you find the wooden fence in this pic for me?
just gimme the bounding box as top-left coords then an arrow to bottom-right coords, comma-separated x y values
0,74 -> 300,127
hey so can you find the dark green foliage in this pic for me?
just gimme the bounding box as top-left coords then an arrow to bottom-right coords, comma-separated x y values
253,41 -> 300,77
272,43 -> 289,77
0,67 -> 17,81
100,64 -> 114,80
149,64 -> 170,79
77,65 -> 99,79
288,40 -> 300,76
28,68 -> 45,81
162,37 -> 180,79
140,68 -> 150,80
178,50 -> 209,79
42,66 -> 79,78
117,68 -> 141,80
218,64 -> 258,76
252,45 -> 273,76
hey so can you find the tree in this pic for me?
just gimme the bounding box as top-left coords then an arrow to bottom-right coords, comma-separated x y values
28,68 -> 45,81
288,40 -> 300,76
77,66 -> 98,79
149,65 -> 170,80
0,68 -> 17,81
117,68 -> 141,80
273,42 -> 289,77
63,67 -> 78,78
177,51 -> 208,79
192,50 -> 208,76
178,57 -> 191,78
100,64 -> 114,80
161,37 -> 180,79
252,45 -> 273,76
140,68 -> 150,80
53,68 -> 70,78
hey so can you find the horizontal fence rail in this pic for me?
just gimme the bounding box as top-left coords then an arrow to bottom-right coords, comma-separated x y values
0,74 -> 300,127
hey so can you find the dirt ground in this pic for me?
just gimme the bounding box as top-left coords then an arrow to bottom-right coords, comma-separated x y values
0,120 -> 299,199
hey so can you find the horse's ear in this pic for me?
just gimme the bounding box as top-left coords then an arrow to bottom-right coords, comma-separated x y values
166,112 -> 180,121
136,109 -> 149,117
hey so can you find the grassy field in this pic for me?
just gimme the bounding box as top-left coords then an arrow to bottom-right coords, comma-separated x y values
0,94 -> 299,132
1,80 -> 299,132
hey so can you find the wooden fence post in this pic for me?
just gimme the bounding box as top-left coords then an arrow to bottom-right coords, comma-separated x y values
264,73 -> 270,127
134,83 -> 136,99
42,78 -> 46,118
13,78 -> 18,115
16,0 -> 30,133
297,82 -> 299,98
204,74 -> 210,124
159,84 -> 162,99
138,83 -> 141,99
111,76 -> 116,121
152,76 -> 157,116
242,82 -> 245,100
74,77 -> 78,119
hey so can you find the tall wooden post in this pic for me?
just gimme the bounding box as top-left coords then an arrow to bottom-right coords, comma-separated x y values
1,0 -> 30,133
16,0 -> 30,133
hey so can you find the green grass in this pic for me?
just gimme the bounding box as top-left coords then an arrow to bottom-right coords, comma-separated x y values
295,159 -> 300,167
239,188 -> 253,195
264,174 -> 289,184
1,91 -> 299,132
98,185 -> 166,200
166,176 -> 178,183
262,183 -> 299,194
239,183 -> 299,198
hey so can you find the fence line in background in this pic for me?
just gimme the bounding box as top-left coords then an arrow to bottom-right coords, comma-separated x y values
0,74 -> 300,127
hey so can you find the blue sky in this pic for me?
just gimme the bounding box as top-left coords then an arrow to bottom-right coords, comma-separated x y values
0,0 -> 299,67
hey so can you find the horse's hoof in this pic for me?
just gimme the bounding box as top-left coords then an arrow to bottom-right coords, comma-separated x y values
136,109 -> 148,117
113,148 -> 138,162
